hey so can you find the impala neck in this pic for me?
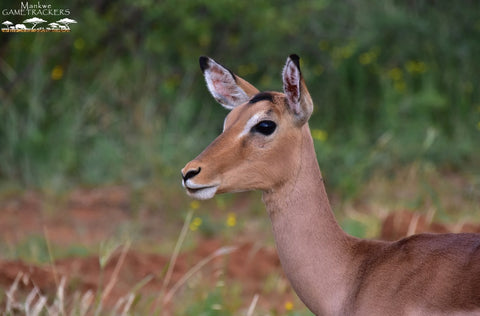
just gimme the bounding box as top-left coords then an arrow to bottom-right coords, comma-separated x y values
262,124 -> 353,315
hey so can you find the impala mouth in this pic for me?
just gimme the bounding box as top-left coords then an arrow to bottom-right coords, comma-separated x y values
182,180 -> 219,200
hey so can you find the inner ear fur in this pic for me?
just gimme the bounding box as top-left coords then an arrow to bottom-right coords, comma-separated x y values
200,56 -> 259,109
282,54 -> 313,126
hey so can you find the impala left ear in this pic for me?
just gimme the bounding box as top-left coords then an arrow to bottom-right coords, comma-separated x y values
282,54 -> 314,126
200,56 -> 259,110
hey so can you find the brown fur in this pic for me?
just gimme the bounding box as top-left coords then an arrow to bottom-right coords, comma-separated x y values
346,234 -> 480,314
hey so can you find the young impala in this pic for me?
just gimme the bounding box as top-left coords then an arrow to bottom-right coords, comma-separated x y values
181,55 -> 480,315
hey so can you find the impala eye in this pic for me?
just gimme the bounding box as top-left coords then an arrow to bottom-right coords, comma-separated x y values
251,120 -> 277,136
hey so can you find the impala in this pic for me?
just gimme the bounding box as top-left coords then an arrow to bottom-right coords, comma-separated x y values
181,55 -> 480,315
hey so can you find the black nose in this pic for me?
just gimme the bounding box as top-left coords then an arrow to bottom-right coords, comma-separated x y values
182,167 -> 201,181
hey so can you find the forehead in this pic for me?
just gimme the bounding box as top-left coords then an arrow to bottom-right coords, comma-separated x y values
225,91 -> 285,123
249,91 -> 275,104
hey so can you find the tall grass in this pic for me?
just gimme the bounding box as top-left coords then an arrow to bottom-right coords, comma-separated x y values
0,206 -> 278,316
0,0 -> 479,196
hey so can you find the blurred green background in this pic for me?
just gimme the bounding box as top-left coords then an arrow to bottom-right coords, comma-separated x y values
1,0 -> 479,196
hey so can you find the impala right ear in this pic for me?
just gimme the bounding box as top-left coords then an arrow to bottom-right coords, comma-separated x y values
200,56 -> 259,110
282,54 -> 314,126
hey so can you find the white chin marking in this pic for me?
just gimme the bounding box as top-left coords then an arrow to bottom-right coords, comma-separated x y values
186,185 -> 218,200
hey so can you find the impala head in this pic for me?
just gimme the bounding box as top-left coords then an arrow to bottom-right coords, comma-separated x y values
181,54 -> 314,200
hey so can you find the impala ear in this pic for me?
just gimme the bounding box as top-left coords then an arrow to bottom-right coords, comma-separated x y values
282,54 -> 313,126
199,56 -> 259,110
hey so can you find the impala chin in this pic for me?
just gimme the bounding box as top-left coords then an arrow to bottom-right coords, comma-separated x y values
183,181 -> 219,200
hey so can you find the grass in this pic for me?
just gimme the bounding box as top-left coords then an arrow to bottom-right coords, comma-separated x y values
0,208 -> 308,315
1,1 -> 479,194
0,164 -> 478,315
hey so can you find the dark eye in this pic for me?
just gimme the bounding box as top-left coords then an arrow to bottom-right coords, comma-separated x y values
251,120 -> 277,136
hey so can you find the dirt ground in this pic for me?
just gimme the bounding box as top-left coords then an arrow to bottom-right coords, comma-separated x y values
0,187 -> 296,313
0,183 -> 478,314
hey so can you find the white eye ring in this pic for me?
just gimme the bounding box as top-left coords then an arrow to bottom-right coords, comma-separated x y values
236,113 -> 266,139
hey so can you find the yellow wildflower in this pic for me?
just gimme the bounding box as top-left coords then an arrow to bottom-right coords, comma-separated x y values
359,48 -> 379,66
284,301 -> 294,311
51,65 -> 63,80
359,52 -> 373,65
332,42 -> 356,61
226,212 -> 236,227
405,61 -> 427,74
477,121 -> 480,130
388,67 -> 403,81
189,217 -> 202,231
189,200 -> 200,210
312,129 -> 328,142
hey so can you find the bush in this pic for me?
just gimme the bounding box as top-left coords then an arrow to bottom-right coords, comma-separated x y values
0,0 -> 479,194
